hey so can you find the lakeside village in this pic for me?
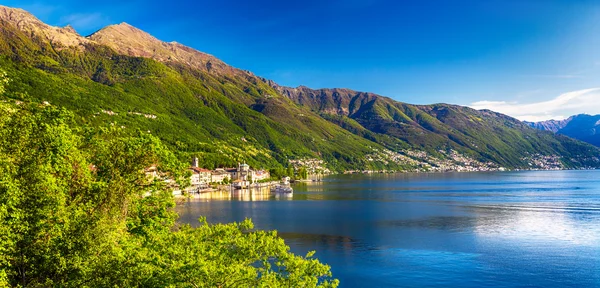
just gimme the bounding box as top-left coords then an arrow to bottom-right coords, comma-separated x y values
144,149 -> 585,197
146,157 -> 297,196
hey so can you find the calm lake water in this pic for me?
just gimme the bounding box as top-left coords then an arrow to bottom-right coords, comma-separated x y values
175,170 -> 600,287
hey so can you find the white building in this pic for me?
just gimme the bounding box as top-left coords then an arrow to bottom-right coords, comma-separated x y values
252,170 -> 270,182
211,169 -> 230,183
226,163 -> 270,183
190,167 -> 211,187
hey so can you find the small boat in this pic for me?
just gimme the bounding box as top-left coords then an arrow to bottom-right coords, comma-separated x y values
271,184 -> 293,194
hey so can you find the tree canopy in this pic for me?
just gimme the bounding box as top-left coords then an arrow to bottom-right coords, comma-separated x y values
0,75 -> 338,287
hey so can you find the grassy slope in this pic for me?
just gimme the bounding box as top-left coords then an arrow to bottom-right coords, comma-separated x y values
1,19 -> 598,171
0,20 -> 390,172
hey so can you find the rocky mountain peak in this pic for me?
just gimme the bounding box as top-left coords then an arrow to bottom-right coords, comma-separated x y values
0,5 -> 243,76
525,117 -> 574,133
89,22 -> 153,41
0,5 -> 38,26
87,22 -> 241,75
0,5 -> 89,48
527,114 -> 600,147
63,24 -> 76,34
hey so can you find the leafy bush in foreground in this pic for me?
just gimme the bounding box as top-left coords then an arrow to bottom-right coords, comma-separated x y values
0,101 -> 338,287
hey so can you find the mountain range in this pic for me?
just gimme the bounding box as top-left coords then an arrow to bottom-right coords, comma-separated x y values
0,5 -> 599,172
526,114 -> 600,147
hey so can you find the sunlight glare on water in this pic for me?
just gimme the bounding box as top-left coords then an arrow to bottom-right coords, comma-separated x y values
175,170 -> 600,287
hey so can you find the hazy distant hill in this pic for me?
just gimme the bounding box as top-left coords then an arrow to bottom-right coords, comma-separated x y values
1,5 -> 599,171
526,114 -> 600,147
525,117 -> 573,133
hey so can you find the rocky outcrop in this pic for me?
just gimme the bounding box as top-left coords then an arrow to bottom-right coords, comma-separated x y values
524,117 -> 573,133
0,5 -> 246,76
0,5 -> 89,48
87,22 -> 244,76
263,79 -> 384,117
527,114 -> 600,147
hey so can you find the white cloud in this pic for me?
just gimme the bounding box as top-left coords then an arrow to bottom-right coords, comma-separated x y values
520,74 -> 582,79
470,88 -> 600,122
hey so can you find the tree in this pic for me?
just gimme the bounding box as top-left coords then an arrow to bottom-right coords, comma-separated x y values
0,102 -> 338,287
92,61 -> 115,86
269,167 -> 286,180
298,167 -> 309,180
0,69 -> 8,95
221,176 -> 231,185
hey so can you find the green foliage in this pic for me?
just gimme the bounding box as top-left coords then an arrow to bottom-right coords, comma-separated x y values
0,16 -> 598,180
0,102 -> 337,287
298,167 -> 309,180
296,90 -> 600,169
0,69 -> 8,95
0,19 -> 392,172
269,166 -> 296,180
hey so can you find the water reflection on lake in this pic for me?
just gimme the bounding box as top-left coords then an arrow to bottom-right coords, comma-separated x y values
188,187 -> 291,201
175,171 -> 600,288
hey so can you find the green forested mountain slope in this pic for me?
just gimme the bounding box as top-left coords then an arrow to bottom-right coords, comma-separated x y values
0,7 -> 392,172
0,5 -> 598,171
268,85 -> 600,168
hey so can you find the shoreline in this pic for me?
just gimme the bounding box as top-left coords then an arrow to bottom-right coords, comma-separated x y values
172,168 -> 599,200
339,166 -> 599,175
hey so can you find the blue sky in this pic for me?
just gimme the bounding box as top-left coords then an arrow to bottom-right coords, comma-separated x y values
5,0 -> 600,120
